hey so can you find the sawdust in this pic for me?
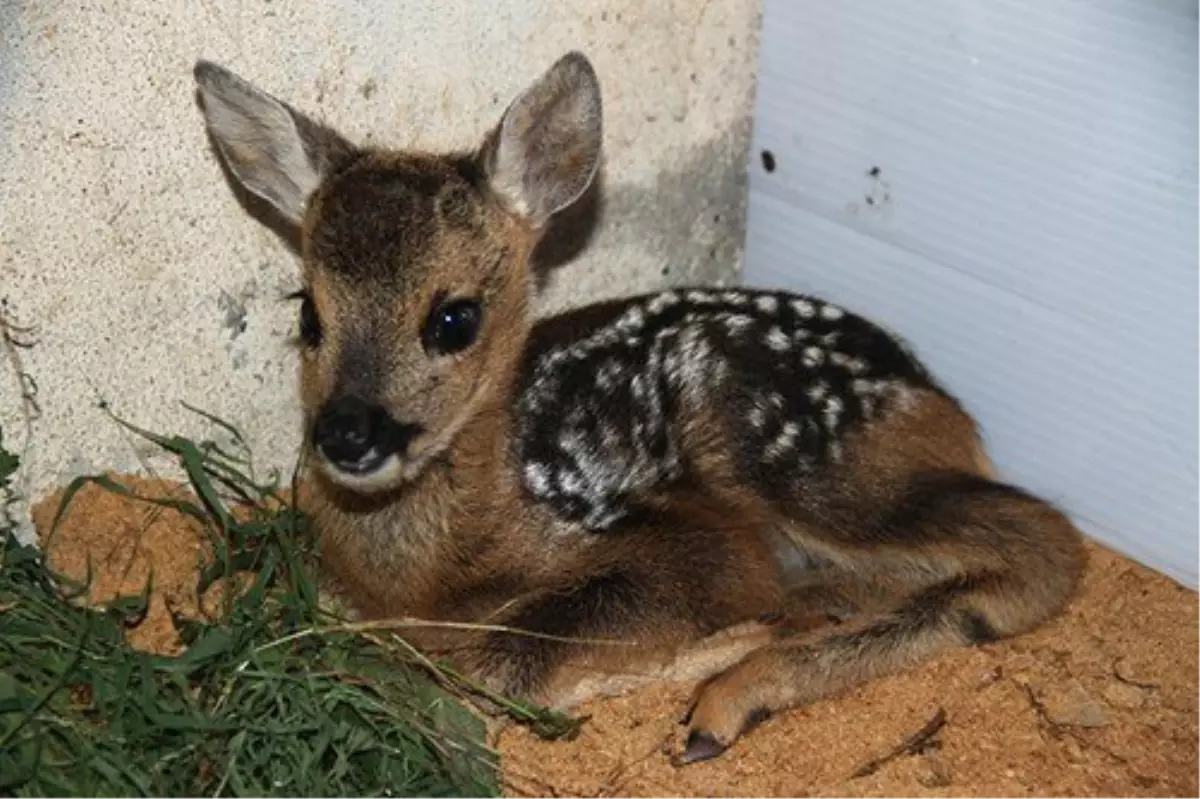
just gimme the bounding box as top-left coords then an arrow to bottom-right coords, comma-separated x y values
28,474 -> 1199,797
29,472 -> 259,654
30,473 -> 212,655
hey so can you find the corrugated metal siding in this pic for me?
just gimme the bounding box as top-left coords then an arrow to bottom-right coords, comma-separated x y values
743,0 -> 1198,587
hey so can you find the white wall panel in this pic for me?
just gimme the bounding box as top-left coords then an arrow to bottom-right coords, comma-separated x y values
744,0 -> 1198,587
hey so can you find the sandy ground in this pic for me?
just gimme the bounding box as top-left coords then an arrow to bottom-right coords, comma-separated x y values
29,474 -> 1199,798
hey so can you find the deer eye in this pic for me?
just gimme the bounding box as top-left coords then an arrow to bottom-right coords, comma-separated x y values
293,291 -> 322,348
423,297 -> 483,355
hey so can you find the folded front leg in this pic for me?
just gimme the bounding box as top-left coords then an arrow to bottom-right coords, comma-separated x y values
424,525 -> 788,711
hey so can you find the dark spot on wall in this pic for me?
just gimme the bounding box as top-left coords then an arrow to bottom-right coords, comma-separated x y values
867,165 -> 881,178
230,348 -> 248,370
359,78 -> 377,99
217,290 -> 248,339
761,150 -> 777,173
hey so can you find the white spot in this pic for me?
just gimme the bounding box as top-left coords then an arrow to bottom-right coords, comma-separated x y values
524,462 -> 553,495
820,332 -> 841,346
724,314 -> 755,335
558,427 -> 587,452
765,420 -> 801,460
721,290 -> 750,306
592,328 -> 621,349
654,325 -> 681,341
588,508 -> 626,530
543,347 -> 570,368
861,397 -> 875,417
647,291 -> 681,314
616,305 -> 646,333
596,359 -> 625,390
790,298 -> 816,318
686,290 -> 719,305
829,352 -> 849,367
822,395 -> 844,432
765,326 -> 791,352
749,404 -> 767,430
754,295 -> 779,314
807,380 -> 829,402
559,471 -> 586,496
624,336 -> 643,347
802,347 -> 824,367
768,392 -> 785,409
674,326 -> 716,396
598,421 -> 622,449
851,378 -> 873,396
846,357 -> 869,375
888,383 -> 921,412
820,304 -> 845,321
792,328 -> 811,341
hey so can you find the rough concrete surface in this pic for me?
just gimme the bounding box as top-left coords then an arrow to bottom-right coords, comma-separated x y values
0,0 -> 763,529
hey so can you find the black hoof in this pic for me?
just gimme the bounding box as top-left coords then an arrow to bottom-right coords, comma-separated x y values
671,730 -> 727,767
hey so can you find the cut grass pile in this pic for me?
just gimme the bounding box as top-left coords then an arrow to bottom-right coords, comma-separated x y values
0,411 -> 573,797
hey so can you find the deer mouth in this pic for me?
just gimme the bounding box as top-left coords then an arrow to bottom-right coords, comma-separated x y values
321,446 -> 389,476
315,449 -> 406,494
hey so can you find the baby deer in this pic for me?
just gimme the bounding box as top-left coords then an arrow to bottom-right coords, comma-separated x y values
193,51 -> 1086,764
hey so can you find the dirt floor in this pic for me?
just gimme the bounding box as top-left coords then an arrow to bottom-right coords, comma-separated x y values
29,473 -> 1199,798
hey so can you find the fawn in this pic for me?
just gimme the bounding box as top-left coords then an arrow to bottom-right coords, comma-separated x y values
193,51 -> 1086,764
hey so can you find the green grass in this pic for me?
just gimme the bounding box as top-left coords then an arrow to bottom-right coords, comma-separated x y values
0,410 -> 576,797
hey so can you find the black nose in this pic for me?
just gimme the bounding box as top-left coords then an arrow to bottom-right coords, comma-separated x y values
311,397 -> 422,474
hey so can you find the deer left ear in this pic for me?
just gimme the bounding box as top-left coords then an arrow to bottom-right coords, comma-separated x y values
479,51 -> 603,228
194,60 -> 357,227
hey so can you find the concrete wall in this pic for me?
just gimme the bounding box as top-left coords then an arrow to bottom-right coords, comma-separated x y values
0,1 -> 763,528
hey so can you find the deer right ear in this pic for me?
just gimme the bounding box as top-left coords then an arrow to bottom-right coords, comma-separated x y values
193,61 -> 355,226
480,51 -> 603,227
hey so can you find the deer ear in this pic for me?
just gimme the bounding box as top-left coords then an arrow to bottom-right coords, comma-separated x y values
193,60 -> 355,226
480,51 -> 603,227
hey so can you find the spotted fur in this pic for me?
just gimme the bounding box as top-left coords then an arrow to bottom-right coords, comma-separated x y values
515,288 -> 933,530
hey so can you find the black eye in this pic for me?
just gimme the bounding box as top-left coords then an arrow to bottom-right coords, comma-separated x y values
423,298 -> 482,355
298,293 -> 322,347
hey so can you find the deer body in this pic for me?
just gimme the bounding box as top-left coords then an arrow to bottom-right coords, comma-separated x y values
194,53 -> 1086,764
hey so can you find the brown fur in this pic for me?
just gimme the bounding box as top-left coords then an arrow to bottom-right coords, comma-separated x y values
193,52 -> 1087,765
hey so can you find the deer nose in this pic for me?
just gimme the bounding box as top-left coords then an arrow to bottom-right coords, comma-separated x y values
312,397 -> 422,474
